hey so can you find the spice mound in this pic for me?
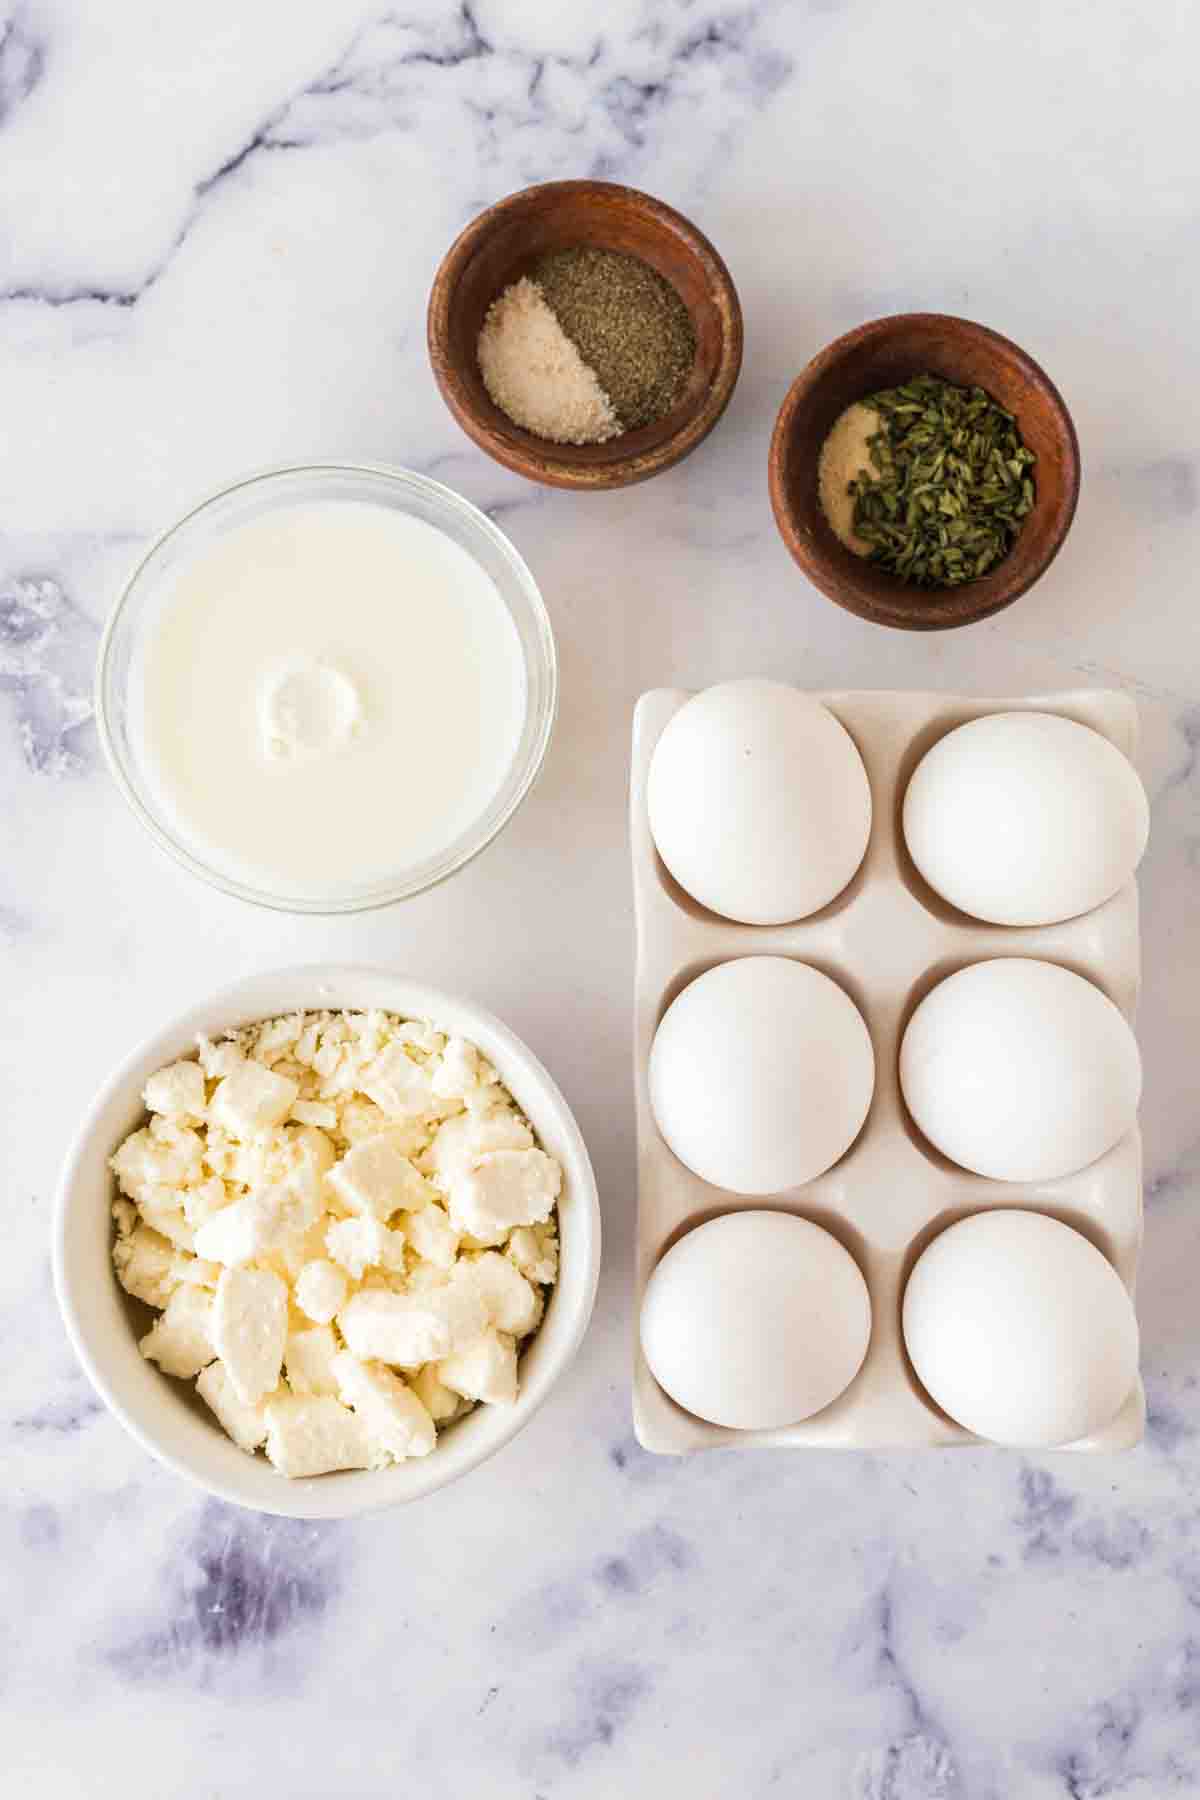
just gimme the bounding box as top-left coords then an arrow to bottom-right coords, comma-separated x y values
818,374 -> 1036,587
478,247 -> 696,447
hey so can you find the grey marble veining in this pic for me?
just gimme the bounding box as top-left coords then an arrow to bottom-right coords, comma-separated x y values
4,2 -> 1200,1794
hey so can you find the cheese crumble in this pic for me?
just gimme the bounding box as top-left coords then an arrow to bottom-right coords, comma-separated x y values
110,1010 -> 561,1478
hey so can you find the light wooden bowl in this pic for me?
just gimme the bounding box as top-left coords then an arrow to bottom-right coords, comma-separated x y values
428,180 -> 742,491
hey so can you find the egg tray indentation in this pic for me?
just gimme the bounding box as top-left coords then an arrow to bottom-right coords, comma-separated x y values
630,688 -> 1144,1453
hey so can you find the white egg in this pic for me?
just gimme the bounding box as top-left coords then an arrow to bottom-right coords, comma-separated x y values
649,957 -> 875,1194
647,679 -> 872,924
641,1211 -> 872,1429
903,711 -> 1149,925
903,1210 -> 1139,1446
900,958 -> 1140,1182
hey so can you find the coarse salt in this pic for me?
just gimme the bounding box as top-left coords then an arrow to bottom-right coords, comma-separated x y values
477,277 -> 619,447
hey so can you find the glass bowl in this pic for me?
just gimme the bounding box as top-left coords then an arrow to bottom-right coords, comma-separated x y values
96,463 -> 557,913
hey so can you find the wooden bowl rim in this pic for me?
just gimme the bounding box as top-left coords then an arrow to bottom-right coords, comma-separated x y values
767,311 -> 1081,632
427,179 -> 744,492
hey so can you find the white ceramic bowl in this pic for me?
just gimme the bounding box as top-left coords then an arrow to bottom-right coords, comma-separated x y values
53,966 -> 601,1519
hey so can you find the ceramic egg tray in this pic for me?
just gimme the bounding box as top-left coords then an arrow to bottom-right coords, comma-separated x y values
630,688 -> 1144,1453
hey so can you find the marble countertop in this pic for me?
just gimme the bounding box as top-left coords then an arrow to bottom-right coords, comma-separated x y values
4,2 -> 1200,1794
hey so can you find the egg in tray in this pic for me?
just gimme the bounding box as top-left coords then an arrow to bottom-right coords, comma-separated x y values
629,682 -> 1149,1452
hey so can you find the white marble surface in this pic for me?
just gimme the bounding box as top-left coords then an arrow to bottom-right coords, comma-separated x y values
4,2 -> 1200,1793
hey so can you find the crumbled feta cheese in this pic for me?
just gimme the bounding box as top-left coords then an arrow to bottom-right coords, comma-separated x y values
290,1100 -> 338,1130
284,1325 -> 341,1397
210,1062 -> 299,1139
507,1223 -> 559,1286
148,1114 -> 206,1172
326,1136 -> 431,1220
139,1286 -> 215,1379
294,1258 -> 348,1324
338,1271 -> 487,1368
337,1291 -> 445,1368
333,1352 -> 436,1463
406,1260 -> 452,1294
264,1393 -> 372,1478
313,1040 -> 364,1098
197,1035 -> 245,1080
111,1127 -> 193,1198
431,1036 -> 483,1101
438,1329 -> 518,1405
269,1218 -> 333,1283
114,1224 -> 181,1308
325,1215 -> 405,1281
375,1224 -> 408,1272
220,1141 -> 259,1188
361,1043 -> 438,1121
427,1107 -> 533,1189
405,1201 -> 460,1271
252,1013 -> 303,1062
346,1011 -> 385,1061
464,1058 -> 501,1112
311,1041 -> 342,1081
446,1148 -> 561,1245
111,1009 -> 561,1479
199,1125 -> 237,1180
196,1359 -> 271,1451
410,1362 -> 461,1423
211,1267 -> 287,1404
269,1183 -> 315,1247
136,1193 -> 197,1253
193,1185 -> 321,1267
233,1125 -> 309,1173
143,1059 -> 207,1122
295,1124 -> 337,1170
177,1256 -> 222,1289
190,1196 -> 259,1266
392,1019 -> 444,1056
464,1251 -> 541,1336
280,1127 -> 336,1211
336,1099 -> 394,1144
178,1174 -> 230,1230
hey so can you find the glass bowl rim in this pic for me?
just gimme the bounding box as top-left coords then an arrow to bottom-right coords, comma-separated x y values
95,459 -> 558,914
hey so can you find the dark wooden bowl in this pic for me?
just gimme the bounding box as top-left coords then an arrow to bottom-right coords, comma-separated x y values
427,180 -> 742,491
768,314 -> 1080,631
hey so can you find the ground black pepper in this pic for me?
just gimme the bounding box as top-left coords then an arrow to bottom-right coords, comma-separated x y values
531,246 -> 695,431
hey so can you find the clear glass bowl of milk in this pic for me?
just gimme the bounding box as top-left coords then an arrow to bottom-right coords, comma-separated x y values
97,464 -> 557,912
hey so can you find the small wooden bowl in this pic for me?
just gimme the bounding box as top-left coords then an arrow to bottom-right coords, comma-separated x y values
768,314 -> 1080,631
427,180 -> 743,491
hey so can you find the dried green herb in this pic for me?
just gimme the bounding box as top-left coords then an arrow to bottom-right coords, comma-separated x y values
532,246 -> 695,431
849,373 -> 1036,587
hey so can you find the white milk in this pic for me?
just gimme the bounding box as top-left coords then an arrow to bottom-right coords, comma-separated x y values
134,500 -> 527,895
